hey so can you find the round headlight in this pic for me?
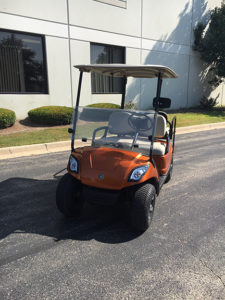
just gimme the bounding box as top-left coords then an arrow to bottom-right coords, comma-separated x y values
69,155 -> 78,173
129,164 -> 149,181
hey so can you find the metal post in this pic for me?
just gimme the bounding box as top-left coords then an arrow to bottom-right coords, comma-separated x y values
155,72 -> 162,111
149,72 -> 162,162
121,77 -> 127,109
71,71 -> 83,151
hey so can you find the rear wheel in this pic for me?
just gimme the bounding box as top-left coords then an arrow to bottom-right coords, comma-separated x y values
130,183 -> 156,232
56,173 -> 83,217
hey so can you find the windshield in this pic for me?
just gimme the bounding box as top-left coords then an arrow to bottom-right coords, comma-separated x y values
72,107 -> 156,157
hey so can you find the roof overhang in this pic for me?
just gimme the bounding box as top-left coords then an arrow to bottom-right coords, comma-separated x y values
74,64 -> 178,79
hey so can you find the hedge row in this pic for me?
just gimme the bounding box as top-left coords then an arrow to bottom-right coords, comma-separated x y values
0,108 -> 16,129
0,103 -> 120,129
80,103 -> 121,121
86,103 -> 120,109
28,106 -> 74,126
28,103 -> 120,125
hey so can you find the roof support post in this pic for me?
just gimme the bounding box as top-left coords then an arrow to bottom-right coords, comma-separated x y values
149,72 -> 162,162
121,76 -> 127,109
71,71 -> 83,151
155,72 -> 162,111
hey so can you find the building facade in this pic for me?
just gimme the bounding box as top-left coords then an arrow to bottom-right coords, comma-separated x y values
0,0 -> 223,118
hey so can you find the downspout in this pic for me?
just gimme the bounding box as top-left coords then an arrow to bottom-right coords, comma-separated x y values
66,0 -> 74,107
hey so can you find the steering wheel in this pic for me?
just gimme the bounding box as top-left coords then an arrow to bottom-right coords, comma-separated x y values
128,112 -> 153,132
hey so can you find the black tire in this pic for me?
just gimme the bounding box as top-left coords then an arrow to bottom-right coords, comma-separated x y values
165,159 -> 173,184
130,183 -> 156,232
56,173 -> 83,217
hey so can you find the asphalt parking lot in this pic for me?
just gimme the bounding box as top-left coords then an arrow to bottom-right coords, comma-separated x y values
0,129 -> 225,299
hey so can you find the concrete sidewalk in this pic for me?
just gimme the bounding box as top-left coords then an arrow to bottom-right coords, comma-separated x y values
1,121 -> 225,160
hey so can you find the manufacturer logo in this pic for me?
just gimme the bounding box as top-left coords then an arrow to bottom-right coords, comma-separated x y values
98,174 -> 104,180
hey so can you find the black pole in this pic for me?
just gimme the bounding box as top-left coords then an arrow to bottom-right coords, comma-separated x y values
155,72 -> 162,112
121,76 -> 127,109
149,72 -> 162,162
71,71 -> 83,151
172,116 -> 177,153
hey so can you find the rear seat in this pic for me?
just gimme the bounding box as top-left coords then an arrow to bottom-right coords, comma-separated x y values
94,111 -> 167,156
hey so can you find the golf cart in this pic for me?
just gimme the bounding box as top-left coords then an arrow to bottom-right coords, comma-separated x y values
56,64 -> 177,231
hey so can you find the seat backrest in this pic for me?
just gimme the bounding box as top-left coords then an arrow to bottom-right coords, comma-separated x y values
139,114 -> 167,138
108,111 -> 166,138
108,111 -> 136,135
158,111 -> 168,121
155,114 -> 167,137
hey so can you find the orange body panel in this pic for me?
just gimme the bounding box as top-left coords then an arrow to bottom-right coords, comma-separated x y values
153,144 -> 173,175
68,145 -> 172,190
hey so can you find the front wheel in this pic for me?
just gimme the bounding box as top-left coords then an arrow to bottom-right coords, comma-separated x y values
130,183 -> 156,232
56,173 -> 83,217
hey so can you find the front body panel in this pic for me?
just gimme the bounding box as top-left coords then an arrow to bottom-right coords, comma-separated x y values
68,147 -> 160,190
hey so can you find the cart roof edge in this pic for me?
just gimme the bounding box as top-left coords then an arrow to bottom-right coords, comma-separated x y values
74,64 -> 178,79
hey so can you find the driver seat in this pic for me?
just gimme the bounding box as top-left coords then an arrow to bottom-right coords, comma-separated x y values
138,114 -> 167,156
95,111 -> 167,156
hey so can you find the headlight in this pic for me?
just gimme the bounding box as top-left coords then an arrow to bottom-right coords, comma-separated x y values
129,164 -> 149,181
69,155 -> 79,173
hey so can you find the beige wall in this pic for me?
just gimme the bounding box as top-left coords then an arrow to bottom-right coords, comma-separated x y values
0,0 -> 68,23
142,0 -> 192,46
69,0 -> 142,37
0,0 -> 224,118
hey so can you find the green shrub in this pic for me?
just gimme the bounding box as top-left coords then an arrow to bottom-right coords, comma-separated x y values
200,96 -> 217,110
80,103 -> 120,121
28,106 -> 73,125
0,108 -> 16,129
86,103 -> 120,109
124,100 -> 136,109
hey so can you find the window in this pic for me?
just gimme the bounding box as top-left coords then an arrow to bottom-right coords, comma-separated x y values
94,0 -> 126,9
91,43 -> 125,94
0,30 -> 48,93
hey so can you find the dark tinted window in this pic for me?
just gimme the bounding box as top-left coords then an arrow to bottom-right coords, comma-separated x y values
91,43 -> 125,93
0,30 -> 48,93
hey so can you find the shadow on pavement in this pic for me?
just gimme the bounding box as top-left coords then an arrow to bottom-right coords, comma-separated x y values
0,176 -> 141,245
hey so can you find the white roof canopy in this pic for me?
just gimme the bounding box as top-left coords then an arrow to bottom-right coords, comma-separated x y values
74,64 -> 178,79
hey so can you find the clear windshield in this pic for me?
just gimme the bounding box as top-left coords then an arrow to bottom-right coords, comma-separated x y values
72,107 -> 156,157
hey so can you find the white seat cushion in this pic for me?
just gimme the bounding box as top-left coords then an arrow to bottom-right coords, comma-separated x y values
94,136 -> 166,156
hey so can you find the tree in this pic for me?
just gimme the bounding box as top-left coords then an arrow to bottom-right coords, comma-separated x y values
194,3 -> 225,87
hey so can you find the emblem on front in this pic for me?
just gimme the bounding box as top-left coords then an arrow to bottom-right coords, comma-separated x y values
98,174 -> 104,180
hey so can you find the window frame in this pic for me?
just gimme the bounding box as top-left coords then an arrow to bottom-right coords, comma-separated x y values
90,42 -> 126,95
0,28 -> 49,95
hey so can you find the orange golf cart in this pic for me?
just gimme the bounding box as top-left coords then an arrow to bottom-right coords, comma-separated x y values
56,64 -> 177,231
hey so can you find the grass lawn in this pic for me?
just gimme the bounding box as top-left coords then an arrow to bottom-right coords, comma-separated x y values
1,108 -> 225,148
168,107 -> 225,127
0,122 -> 106,148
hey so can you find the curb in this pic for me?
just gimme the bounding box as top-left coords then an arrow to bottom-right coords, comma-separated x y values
0,141 -> 70,160
1,122 -> 225,160
176,121 -> 225,134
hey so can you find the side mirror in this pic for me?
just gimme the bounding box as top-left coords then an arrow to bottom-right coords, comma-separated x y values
153,97 -> 171,109
68,128 -> 74,134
